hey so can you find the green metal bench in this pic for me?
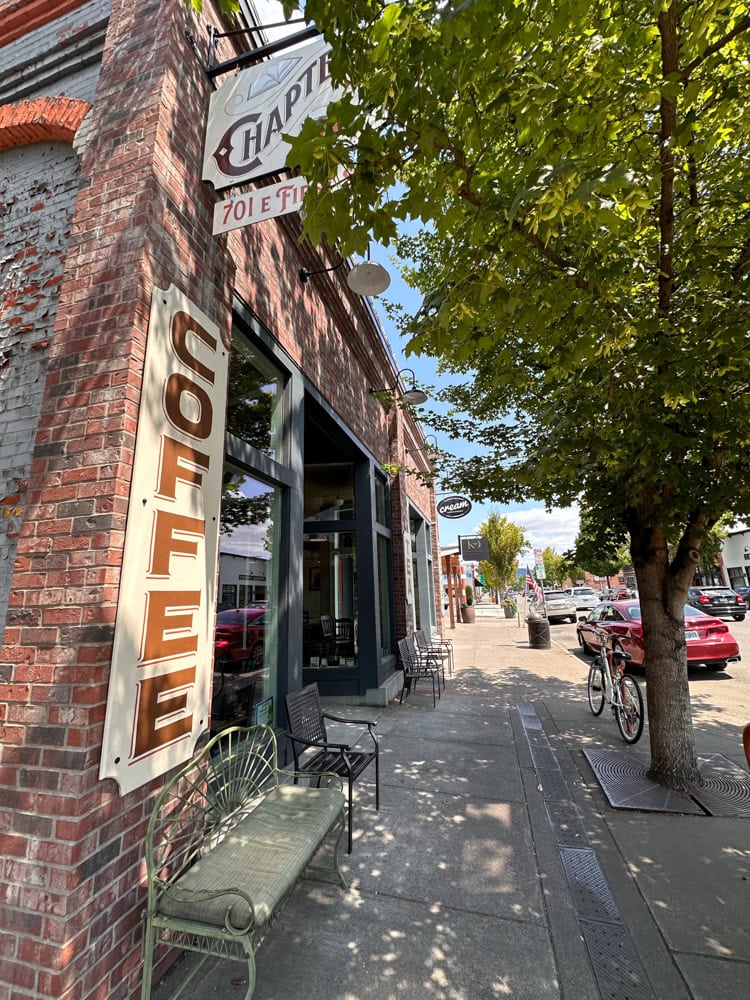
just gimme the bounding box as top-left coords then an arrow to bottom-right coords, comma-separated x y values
141,725 -> 347,1000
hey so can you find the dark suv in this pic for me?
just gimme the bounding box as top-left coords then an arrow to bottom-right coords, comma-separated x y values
687,587 -> 746,621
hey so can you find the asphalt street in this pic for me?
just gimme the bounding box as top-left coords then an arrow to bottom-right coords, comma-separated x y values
547,608 -> 750,734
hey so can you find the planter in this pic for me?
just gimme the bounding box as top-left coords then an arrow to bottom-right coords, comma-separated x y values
460,606 -> 476,623
504,606 -> 516,619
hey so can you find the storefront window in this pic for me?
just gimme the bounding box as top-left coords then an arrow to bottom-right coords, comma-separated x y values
302,530 -> 357,669
410,517 -> 421,630
374,474 -> 389,526
377,535 -> 394,656
226,337 -> 286,463
213,466 -> 280,728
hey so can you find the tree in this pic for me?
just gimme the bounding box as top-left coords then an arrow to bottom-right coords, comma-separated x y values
282,0 -> 750,789
478,512 -> 528,591
541,547 -> 567,589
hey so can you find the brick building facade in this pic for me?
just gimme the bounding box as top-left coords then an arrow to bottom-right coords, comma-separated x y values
0,1 -> 442,996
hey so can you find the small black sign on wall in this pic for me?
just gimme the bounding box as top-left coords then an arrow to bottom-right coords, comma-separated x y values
460,536 -> 489,561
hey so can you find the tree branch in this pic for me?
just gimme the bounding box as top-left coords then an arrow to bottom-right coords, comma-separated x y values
682,14 -> 750,78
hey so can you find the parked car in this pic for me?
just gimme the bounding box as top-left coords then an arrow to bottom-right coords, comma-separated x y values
576,600 -> 741,672
566,586 -> 599,610
733,585 -> 750,606
214,608 -> 266,670
687,586 -> 746,621
531,590 -> 577,623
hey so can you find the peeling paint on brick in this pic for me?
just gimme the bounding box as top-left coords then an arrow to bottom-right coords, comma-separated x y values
0,141 -> 80,639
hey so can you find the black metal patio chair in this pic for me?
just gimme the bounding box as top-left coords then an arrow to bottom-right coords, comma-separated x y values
284,683 -> 379,853
397,635 -> 441,708
415,627 -> 453,678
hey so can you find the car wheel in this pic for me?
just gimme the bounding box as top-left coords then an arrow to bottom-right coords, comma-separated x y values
733,615 -> 745,621
249,641 -> 264,671
578,631 -> 594,655
611,640 -> 629,673
706,661 -> 727,672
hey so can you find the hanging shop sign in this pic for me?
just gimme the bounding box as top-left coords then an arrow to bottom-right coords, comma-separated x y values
100,285 -> 229,795
460,535 -> 490,562
437,495 -> 472,519
213,175 -> 309,235
203,38 -> 340,190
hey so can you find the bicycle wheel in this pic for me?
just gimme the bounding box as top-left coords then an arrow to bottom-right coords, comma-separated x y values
587,660 -> 605,715
615,674 -> 644,744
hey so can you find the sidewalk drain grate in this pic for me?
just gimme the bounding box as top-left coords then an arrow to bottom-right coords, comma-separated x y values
559,847 -> 621,923
534,767 -> 570,801
526,729 -> 552,747
545,800 -> 589,847
579,919 -> 656,1000
530,745 -> 560,770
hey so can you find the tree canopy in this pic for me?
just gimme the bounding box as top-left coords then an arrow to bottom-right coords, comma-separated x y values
280,0 -> 750,788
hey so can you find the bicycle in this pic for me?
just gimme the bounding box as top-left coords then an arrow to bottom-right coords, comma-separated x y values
586,627 -> 645,744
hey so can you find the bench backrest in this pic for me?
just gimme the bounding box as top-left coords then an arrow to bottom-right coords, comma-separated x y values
145,725 -> 279,902
285,683 -> 327,745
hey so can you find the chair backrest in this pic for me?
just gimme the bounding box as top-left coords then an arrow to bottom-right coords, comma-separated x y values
320,615 -> 335,639
285,682 -> 327,746
415,628 -> 430,650
335,617 -> 354,641
397,636 -> 417,670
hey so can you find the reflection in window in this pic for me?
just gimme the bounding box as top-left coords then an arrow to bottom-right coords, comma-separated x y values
226,338 -> 286,462
303,463 -> 355,520
303,531 -> 358,669
213,466 -> 279,728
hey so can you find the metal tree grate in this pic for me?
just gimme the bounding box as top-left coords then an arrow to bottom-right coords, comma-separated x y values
583,748 -> 705,814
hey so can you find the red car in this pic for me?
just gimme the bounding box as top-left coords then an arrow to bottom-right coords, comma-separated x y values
576,600 -> 741,672
214,608 -> 266,671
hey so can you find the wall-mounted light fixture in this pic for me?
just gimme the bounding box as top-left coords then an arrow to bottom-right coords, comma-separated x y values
369,368 -> 428,406
300,247 -> 391,296
407,434 -> 439,454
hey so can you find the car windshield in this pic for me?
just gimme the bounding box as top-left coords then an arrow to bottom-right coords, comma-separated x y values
545,592 -> 568,599
701,588 -> 734,595
626,604 -> 708,621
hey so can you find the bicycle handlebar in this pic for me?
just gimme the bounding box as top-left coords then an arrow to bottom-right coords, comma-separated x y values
588,627 -> 633,661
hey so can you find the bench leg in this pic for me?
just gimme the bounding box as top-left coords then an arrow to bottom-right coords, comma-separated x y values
240,939 -> 257,1000
140,913 -> 156,1000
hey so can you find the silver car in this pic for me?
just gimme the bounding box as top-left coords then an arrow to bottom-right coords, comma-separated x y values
567,586 -> 600,611
531,590 -> 578,623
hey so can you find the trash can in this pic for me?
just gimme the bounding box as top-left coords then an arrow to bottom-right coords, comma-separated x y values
526,614 -> 551,649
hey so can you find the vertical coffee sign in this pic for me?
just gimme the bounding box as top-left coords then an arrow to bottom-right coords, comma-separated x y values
100,286 -> 228,795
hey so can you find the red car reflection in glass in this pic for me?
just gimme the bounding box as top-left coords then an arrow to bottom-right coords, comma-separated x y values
214,608 -> 266,671
576,600 -> 741,673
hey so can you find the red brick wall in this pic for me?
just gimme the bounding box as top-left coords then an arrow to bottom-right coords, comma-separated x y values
0,2 -> 441,997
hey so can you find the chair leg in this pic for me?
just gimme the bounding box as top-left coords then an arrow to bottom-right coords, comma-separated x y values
347,774 -> 354,854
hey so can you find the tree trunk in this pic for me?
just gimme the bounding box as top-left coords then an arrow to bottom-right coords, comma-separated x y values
630,521 -> 701,790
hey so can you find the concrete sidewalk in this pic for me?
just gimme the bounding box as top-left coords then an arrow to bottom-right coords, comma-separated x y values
152,614 -> 750,1000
